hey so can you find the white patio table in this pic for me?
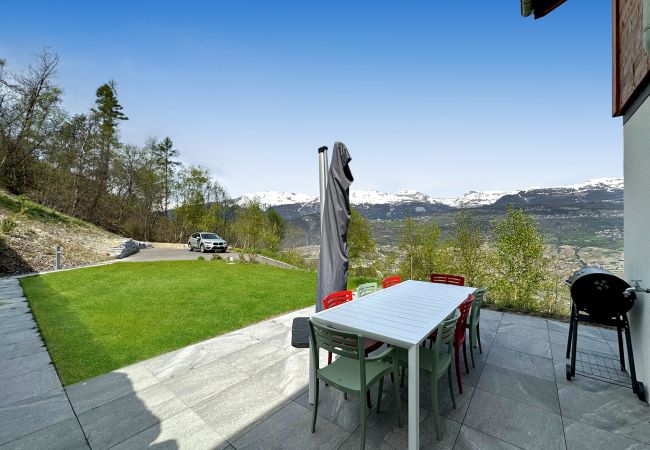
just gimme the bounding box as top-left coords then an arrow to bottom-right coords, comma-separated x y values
309,280 -> 476,450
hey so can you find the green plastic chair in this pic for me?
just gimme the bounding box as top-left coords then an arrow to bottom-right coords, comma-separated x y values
398,309 -> 459,441
467,287 -> 487,368
356,282 -> 379,298
309,320 -> 402,449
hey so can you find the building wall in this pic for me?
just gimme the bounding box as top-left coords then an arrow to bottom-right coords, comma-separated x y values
613,0 -> 650,116
624,93 -> 650,393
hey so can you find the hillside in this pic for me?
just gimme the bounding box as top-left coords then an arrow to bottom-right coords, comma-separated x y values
0,191 -> 123,275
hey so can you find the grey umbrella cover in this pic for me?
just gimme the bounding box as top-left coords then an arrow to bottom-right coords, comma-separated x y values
316,142 -> 353,312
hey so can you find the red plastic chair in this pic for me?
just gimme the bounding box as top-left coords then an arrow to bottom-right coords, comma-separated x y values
382,276 -> 401,288
322,290 -> 383,408
430,273 -> 465,286
452,295 -> 474,394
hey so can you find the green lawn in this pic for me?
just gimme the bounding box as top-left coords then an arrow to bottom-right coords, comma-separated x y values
21,260 -> 327,385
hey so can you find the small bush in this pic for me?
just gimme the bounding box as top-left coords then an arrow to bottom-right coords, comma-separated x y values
1,216 -> 17,234
197,256 -> 205,261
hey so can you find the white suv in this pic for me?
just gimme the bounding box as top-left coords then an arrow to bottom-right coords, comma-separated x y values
188,232 -> 228,253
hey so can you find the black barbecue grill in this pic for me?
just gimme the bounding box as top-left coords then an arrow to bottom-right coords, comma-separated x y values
565,267 -> 646,401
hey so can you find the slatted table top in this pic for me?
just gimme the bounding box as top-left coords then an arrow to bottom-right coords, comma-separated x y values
311,280 -> 476,348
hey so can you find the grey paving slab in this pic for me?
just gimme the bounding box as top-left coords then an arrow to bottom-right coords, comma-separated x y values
192,375 -> 290,442
493,330 -> 552,358
198,330 -> 260,359
599,326 -> 621,342
0,306 -> 30,318
0,350 -> 51,380
0,317 -> 35,335
0,391 -> 75,445
220,341 -> 292,376
0,338 -> 44,362
496,322 -> 549,341
0,328 -> 41,346
338,394 -> 461,450
0,298 -> 27,307
547,320 -> 605,340
500,313 -> 548,330
479,317 -> 501,332
142,342 -> 220,381
66,364 -> 159,414
558,376 -> 650,444
77,383 -> 186,450
271,306 -> 314,328
162,357 -> 248,406
453,425 -> 521,450
0,417 -> 88,450
465,388 -> 565,450
563,417 -> 650,450
477,363 -> 560,414
238,319 -> 291,341
257,351 -> 312,399
110,409 -> 228,450
479,309 -> 503,321
486,345 -> 556,382
233,401 -> 349,450
1,366 -> 63,408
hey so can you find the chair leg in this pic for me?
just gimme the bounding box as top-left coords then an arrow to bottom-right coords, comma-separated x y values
376,377 -> 384,413
447,365 -> 456,409
566,304 -> 575,359
477,324 -> 483,354
393,371 -> 403,427
400,366 -> 406,388
455,345 -> 463,394
469,329 -> 476,368
463,340 -> 469,374
360,389 -> 367,450
327,351 -> 332,365
617,325 -> 626,371
432,375 -> 442,441
366,390 -> 372,409
311,379 -> 319,433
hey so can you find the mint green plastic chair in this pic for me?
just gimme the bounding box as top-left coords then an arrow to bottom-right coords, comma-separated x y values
467,287 -> 487,368
398,309 -> 459,441
356,282 -> 379,298
309,320 -> 402,449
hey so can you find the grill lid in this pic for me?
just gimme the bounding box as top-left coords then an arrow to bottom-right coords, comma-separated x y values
566,267 -> 635,318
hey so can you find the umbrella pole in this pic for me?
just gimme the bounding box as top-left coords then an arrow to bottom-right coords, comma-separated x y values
310,145 -> 328,405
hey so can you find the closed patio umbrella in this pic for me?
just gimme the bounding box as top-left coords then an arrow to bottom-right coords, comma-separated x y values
316,142 -> 353,312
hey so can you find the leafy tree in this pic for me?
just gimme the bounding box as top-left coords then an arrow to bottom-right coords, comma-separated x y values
267,208 -> 286,242
398,217 -> 448,280
489,206 -> 552,311
347,208 -> 377,275
449,211 -> 487,287
152,137 -> 181,215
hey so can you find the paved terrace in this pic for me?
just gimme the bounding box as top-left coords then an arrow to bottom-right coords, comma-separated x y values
1,277 -> 650,449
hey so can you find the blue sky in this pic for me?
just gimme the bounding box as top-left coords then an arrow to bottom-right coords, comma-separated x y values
1,1 -> 619,197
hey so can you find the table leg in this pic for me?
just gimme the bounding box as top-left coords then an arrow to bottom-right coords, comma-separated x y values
309,341 -> 316,404
408,344 -> 419,450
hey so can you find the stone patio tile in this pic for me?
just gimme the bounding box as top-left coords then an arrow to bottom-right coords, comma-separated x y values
453,425 -> 520,450
558,376 -> 650,444
0,338 -> 44,362
265,328 -> 296,352
238,319 -> 291,341
0,317 -> 35,336
496,322 -> 549,341
0,306 -> 30,319
486,345 -> 555,382
0,329 -> 39,346
271,308 -> 312,328
599,327 -> 621,342
550,341 -> 570,362
1,366 -> 63,408
192,375 -> 290,442
257,351 -> 311,399
493,330 -> 552,358
0,350 -> 51,381
500,313 -> 548,330
66,364 -> 159,414
563,417 -> 650,450
0,417 -> 88,450
479,309 -> 503,321
0,289 -> 25,298
477,363 -> 560,413
233,401 -> 349,450
142,343 -> 220,381
547,320 -> 605,340
0,391 -> 75,445
111,409 -> 228,450
198,331 -> 260,359
77,383 -> 186,450
0,298 -> 27,307
572,335 -> 616,355
479,318 -> 501,332
466,330 -> 494,364
465,388 -> 565,450
220,341 -> 292,376
338,394 -> 461,450
162,357 -> 248,406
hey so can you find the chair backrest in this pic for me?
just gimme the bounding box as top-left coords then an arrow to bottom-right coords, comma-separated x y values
455,294 -> 474,342
382,276 -> 401,289
430,273 -> 465,286
323,290 -> 353,309
469,287 -> 487,325
430,309 -> 460,366
309,319 -> 366,387
357,282 -> 379,298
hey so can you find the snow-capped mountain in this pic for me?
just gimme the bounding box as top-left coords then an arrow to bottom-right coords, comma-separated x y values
236,177 -> 624,215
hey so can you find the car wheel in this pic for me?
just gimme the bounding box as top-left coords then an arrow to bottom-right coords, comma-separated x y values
200,244 -> 205,253
188,243 -> 193,252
